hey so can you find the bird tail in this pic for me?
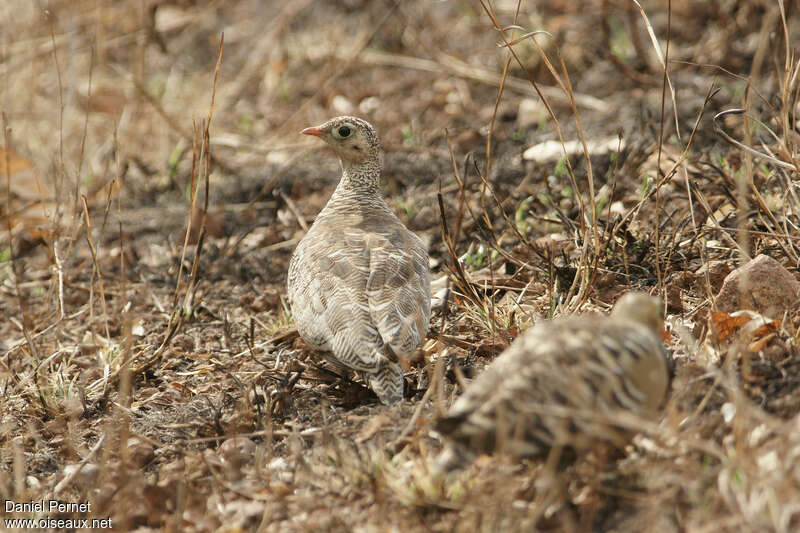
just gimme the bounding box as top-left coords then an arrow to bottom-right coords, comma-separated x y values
367,361 -> 405,405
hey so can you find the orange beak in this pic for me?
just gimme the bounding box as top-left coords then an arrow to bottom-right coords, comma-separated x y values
301,126 -> 325,137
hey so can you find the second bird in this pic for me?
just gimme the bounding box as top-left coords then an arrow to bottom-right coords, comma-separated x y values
435,292 -> 671,470
287,116 -> 431,405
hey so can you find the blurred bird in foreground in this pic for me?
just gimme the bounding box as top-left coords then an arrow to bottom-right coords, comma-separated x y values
435,292 -> 671,470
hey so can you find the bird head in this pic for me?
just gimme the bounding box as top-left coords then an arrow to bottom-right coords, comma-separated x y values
611,292 -> 665,334
301,116 -> 381,166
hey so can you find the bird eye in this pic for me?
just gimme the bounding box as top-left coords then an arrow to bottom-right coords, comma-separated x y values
334,125 -> 352,139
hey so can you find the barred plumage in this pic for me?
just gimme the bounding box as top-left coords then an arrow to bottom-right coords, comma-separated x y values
435,292 -> 670,469
287,117 -> 431,405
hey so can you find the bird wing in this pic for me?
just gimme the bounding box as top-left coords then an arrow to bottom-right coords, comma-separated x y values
288,219 -> 430,374
363,226 -> 431,361
288,225 -> 386,372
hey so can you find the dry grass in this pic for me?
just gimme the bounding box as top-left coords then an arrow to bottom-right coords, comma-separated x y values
1,0 -> 800,531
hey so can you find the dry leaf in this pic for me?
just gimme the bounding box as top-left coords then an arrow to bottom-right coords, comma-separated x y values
711,310 -> 781,351
0,145 -> 32,176
0,145 -> 55,239
168,381 -> 196,396
710,311 -> 751,342
748,333 -> 776,353
747,320 -> 781,353
751,320 -> 781,339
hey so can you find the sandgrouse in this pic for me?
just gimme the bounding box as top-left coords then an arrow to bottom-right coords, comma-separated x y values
287,116 -> 431,405
435,292 -> 670,470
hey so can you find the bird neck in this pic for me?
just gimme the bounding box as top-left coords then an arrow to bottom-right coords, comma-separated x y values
334,152 -> 382,197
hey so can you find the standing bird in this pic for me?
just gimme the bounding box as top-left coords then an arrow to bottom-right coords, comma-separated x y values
287,116 -> 431,405
435,292 -> 670,469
